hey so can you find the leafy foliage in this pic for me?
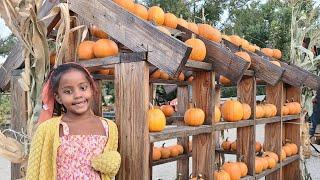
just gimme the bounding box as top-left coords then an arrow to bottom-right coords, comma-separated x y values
0,93 -> 11,125
0,34 -> 17,57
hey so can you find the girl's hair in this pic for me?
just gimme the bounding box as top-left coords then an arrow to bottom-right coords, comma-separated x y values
45,63 -> 98,116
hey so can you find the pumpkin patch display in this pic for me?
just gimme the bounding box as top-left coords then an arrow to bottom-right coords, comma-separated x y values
188,22 -> 199,34
148,107 -> 166,132
185,37 -> 206,61
184,107 -> 205,126
78,41 -> 95,60
263,151 -> 279,163
160,71 -> 170,80
164,13 -> 178,28
198,24 -> 222,43
255,105 -> 265,119
93,39 -> 119,58
255,141 -> 262,152
237,162 -> 248,177
273,49 -> 282,59
160,144 -> 171,159
242,103 -> 251,120
152,147 -> 161,161
113,0 -> 134,12
221,99 -> 244,122
150,70 -> 161,79
255,158 -> 263,174
280,149 -> 287,160
133,3 -> 148,20
214,169 -> 231,180
168,146 -> 179,157
282,105 -> 290,116
265,155 -> 276,169
89,25 -> 108,39
222,162 -> 242,180
285,101 -> 301,115
231,140 -> 237,151
177,18 -> 188,28
261,48 -> 274,58
148,6 -> 165,25
214,106 -> 221,122
219,75 -> 231,85
160,105 -> 175,117
229,35 -> 242,46
221,138 -> 232,151
235,51 -> 251,68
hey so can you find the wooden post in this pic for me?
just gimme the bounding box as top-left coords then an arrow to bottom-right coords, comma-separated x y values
10,70 -> 28,180
282,85 -> 301,180
192,71 -> 215,179
92,80 -> 102,116
177,85 -> 190,179
237,76 -> 256,176
115,61 -> 149,180
265,82 -> 283,180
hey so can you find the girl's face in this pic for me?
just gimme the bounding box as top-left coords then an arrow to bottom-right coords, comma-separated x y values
54,70 -> 93,115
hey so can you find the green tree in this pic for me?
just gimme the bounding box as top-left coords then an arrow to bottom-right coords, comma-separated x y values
0,34 -> 17,57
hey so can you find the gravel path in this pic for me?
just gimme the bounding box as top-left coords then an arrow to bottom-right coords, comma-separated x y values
1,125 -> 319,180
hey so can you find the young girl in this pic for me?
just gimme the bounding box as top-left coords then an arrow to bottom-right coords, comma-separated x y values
26,63 -> 121,180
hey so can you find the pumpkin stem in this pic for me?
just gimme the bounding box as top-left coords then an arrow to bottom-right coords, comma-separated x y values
162,143 -> 166,148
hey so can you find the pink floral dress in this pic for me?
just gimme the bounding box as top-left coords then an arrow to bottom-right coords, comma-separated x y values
57,120 -> 109,180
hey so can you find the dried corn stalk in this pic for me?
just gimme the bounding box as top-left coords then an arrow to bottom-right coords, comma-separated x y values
0,131 -> 26,163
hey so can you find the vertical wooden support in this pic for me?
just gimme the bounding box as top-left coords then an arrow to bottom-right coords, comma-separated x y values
10,70 -> 27,180
237,76 -> 256,176
92,80 -> 102,116
64,11 -> 78,63
282,85 -> 301,180
265,82 -> 283,180
115,61 -> 149,180
177,85 -> 190,179
214,86 -> 221,166
192,71 -> 215,179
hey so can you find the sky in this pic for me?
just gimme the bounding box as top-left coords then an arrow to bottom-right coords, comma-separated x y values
0,18 -> 11,64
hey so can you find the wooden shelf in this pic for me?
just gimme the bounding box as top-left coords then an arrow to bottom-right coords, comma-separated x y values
256,116 -> 281,125
282,115 -> 300,122
241,175 -> 255,180
214,120 -> 254,131
184,60 -> 213,71
282,154 -> 300,167
149,79 -> 190,86
255,164 -> 281,179
92,74 -> 114,80
152,153 -> 192,166
78,56 -> 120,68
149,125 -> 212,143
215,148 -> 236,154
244,70 -> 254,77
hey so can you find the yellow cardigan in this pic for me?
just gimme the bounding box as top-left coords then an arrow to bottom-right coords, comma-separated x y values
26,116 -> 121,180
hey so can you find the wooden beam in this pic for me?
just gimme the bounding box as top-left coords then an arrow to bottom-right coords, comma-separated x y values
114,61 -> 149,180
92,80 -> 102,116
280,62 -> 308,87
68,0 -> 191,77
177,25 -> 250,83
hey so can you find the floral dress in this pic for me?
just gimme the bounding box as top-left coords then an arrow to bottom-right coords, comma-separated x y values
57,120 -> 109,180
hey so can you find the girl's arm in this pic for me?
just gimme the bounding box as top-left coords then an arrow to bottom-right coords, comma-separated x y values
91,120 -> 121,177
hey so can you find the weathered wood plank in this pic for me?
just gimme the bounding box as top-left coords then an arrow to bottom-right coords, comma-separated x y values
153,153 -> 192,166
282,115 -> 301,122
10,70 -> 27,180
280,62 -> 309,87
255,164 -> 281,180
215,148 -> 236,155
69,0 -> 192,77
265,82 -> 283,180
282,154 -> 300,167
92,80 -> 102,116
191,71 -> 215,179
256,116 -> 281,125
237,77 -> 256,176
282,86 -> 301,180
184,60 -> 213,71
114,61 -> 149,180
91,74 -> 114,81
214,120 -> 254,131
177,25 -> 249,83
150,79 -> 190,86
304,72 -> 320,90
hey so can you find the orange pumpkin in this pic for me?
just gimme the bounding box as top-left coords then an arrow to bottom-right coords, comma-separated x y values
237,162 -> 248,177
222,34 -> 231,42
163,13 -> 178,28
261,48 -> 274,57
109,68 -> 115,75
256,142 -> 262,152
242,103 -> 251,120
184,108 -> 205,126
231,141 -> 237,151
50,52 -> 56,65
286,101 -> 301,115
160,71 -> 170,80
177,18 -> 188,28
152,147 -> 161,161
148,6 -> 164,25
235,51 -> 251,68
221,99 -> 244,122
113,0 -> 134,12
150,70 -> 161,79
253,44 -> 261,51
160,144 -> 171,159
220,75 -> 231,85
148,108 -> 166,132
265,156 -> 276,169
133,3 -> 148,20
246,44 -> 257,52
262,104 -> 274,118
198,24 -> 222,43
188,76 -> 194,82
93,39 -> 119,58
97,69 -> 110,75
188,22 -> 199,34
271,61 -> 281,67
281,149 -> 287,160
221,138 -> 232,151
160,105 -> 175,117
255,158 -> 264,174
175,144 -> 184,155
283,145 -> 293,157
263,151 -> 279,163
78,41 -> 95,60
229,35 -> 242,46
214,169 -> 231,180
178,72 -> 185,81
222,162 -> 242,180
259,157 -> 269,170
168,146 -> 180,157
256,105 -> 265,119
241,39 -> 250,50
265,104 -> 277,117
285,142 -> 298,155
273,49 -> 282,59
282,105 -> 290,116
89,25 -> 108,39
214,106 -> 221,122
185,37 -> 206,61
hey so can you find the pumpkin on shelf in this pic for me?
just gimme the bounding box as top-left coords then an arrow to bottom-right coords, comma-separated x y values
285,142 -> 298,155
133,3 -> 148,20
241,103 -> 251,120
273,49 -> 282,59
214,106 -> 221,122
229,35 -> 242,46
222,162 -> 242,180
231,140 -> 237,151
255,141 -> 262,152
160,104 -> 175,117
219,75 -> 231,85
78,41 -> 95,60
97,69 -> 110,75
221,99 -> 244,122
148,106 -> 166,132
282,145 -> 292,157
255,157 -> 264,174
152,147 -> 161,161
150,70 -> 161,79
258,156 -> 269,170
198,24 -> 222,43
235,51 -> 251,68
237,161 -> 248,177
160,71 -> 170,80
89,25 -> 108,39
271,60 -> 281,67
175,144 -> 184,155
221,138 -> 232,151
255,104 -> 265,119
93,39 -> 119,58
168,146 -> 180,157
178,72 -> 185,81
148,6 -> 165,25
282,104 -> 290,116
285,100 -> 301,115
177,18 -> 188,28
263,151 -> 279,163
264,155 -> 277,169
280,148 -> 287,160
160,143 -> 171,159
261,48 -> 274,58
188,22 -> 199,34
214,169 -> 231,180
113,0 -> 134,12
185,36 -> 206,61
109,68 -> 115,75
164,13 -> 178,28
184,106 -> 205,126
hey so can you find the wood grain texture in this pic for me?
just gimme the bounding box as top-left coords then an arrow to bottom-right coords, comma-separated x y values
64,12 -> 78,63
191,71 -> 215,179
214,120 -> 254,131
177,25 -> 249,83
237,77 -> 256,175
184,60 -> 213,71
10,70 -> 27,179
265,82 -> 283,180
304,72 -> 320,90
114,61 -> 149,180
282,86 -> 301,180
92,80 -> 102,116
176,86 -> 190,179
69,0 -> 191,77
280,62 -> 308,87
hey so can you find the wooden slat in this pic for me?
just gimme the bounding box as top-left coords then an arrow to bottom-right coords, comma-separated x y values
255,164 -> 281,179
282,115 -> 300,122
92,74 -> 114,81
265,82 -> 283,180
241,176 -> 255,180
69,0 -> 192,77
304,72 -> 320,90
256,116 -> 281,125
92,80 -> 102,116
184,60 -> 213,71
10,70 -> 27,179
214,120 -> 254,131
153,153 -> 192,166
149,125 -> 212,143
177,25 -> 249,83
280,62 -> 308,87
282,86 -> 301,180
282,155 -> 300,167
237,77 -> 256,176
176,86 -> 190,179
114,61 -> 149,179
64,12 -> 78,63
191,71 -> 215,179
149,79 -> 190,86
215,148 -> 236,154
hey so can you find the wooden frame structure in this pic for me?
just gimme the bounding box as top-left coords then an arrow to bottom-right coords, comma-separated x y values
5,0 -> 320,179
